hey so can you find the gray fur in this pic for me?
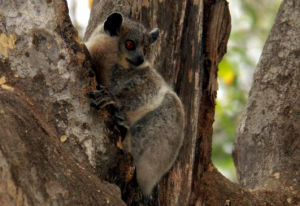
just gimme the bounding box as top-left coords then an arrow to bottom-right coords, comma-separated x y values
85,12 -> 185,195
130,93 -> 185,195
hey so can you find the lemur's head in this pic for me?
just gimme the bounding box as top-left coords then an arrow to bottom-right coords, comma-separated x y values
104,12 -> 159,68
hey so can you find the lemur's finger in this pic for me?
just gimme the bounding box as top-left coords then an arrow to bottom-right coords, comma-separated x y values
90,97 -> 116,110
98,101 -> 115,110
88,90 -> 106,100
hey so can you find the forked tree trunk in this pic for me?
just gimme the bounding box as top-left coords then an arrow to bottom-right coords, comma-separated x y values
0,0 -> 298,206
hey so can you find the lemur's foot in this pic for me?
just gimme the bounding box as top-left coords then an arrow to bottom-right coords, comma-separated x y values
114,110 -> 129,139
89,84 -> 116,110
114,110 -> 130,129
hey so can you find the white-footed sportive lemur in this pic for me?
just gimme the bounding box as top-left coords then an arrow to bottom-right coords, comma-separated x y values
85,13 -> 185,195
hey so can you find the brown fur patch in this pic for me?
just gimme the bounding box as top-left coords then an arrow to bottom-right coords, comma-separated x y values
86,34 -> 119,86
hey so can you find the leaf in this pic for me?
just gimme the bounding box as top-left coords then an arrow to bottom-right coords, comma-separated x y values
218,59 -> 235,85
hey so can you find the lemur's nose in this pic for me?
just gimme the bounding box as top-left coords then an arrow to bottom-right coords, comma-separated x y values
136,56 -> 144,66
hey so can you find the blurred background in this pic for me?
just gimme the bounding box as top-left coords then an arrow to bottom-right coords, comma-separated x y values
212,0 -> 281,181
66,0 -> 281,181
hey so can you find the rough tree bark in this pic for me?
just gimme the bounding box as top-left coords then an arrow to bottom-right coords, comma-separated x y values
233,0 -> 300,204
0,0 -> 298,206
0,0 -> 125,205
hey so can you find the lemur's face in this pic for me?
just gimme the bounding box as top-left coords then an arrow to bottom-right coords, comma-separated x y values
119,24 -> 159,67
104,13 -> 159,68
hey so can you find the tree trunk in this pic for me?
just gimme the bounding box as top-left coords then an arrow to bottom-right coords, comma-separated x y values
233,0 -> 300,203
0,0 -> 298,205
0,0 -> 125,205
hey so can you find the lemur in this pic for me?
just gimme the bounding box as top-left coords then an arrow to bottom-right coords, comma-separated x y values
85,13 -> 185,195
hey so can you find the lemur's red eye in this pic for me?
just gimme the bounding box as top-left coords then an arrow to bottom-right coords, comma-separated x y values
143,47 -> 147,55
125,40 -> 135,50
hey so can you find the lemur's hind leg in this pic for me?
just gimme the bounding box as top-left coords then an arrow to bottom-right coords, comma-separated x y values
129,92 -> 185,195
114,110 -> 130,130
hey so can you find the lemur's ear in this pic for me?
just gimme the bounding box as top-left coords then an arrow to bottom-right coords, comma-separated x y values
149,28 -> 160,43
104,13 -> 123,36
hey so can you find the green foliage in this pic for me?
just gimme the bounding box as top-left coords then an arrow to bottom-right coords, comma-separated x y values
212,0 -> 281,181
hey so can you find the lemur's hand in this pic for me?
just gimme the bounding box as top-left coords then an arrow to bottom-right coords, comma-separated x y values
89,84 -> 129,132
88,84 -> 116,110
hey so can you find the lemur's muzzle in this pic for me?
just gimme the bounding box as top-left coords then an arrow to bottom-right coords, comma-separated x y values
127,55 -> 144,67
